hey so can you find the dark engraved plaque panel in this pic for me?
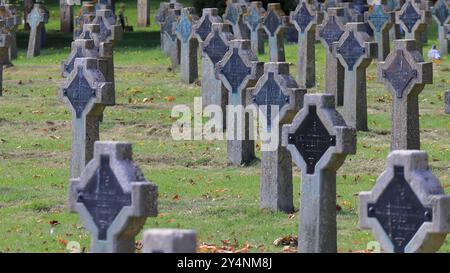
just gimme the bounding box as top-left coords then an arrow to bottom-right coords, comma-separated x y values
65,47 -> 83,75
382,50 -> 418,99
176,15 -> 192,43
293,2 -> 314,33
98,17 -> 112,42
399,2 -> 421,32
433,1 -> 449,26
246,7 -> 261,31
318,16 -> 344,52
204,31 -> 229,65
197,15 -> 212,42
225,4 -> 238,25
221,48 -> 251,94
28,8 -> 42,30
77,154 -> 132,241
252,72 -> 289,131
336,31 -> 365,71
163,14 -> 177,41
288,105 -> 336,174
368,5 -> 389,32
264,10 -> 281,36
63,67 -> 96,119
368,166 -> 432,253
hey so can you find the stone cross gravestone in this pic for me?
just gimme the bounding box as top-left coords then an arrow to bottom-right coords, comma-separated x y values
137,0 -> 150,27
432,0 -> 450,55
194,8 -> 222,46
92,6 -> 123,44
156,1 -> 183,53
359,150 -> 450,253
333,22 -> 377,132
249,62 -> 306,213
60,0 -> 74,32
0,4 -> 21,61
244,1 -> 266,55
162,7 -> 182,69
396,0 -> 431,54
223,0 -> 250,40
291,0 -> 323,88
70,141 -> 158,253
367,2 -> 395,61
216,39 -> 264,166
263,3 -> 289,62
0,21 -> 11,96
282,94 -> 356,253
61,38 -> 99,78
317,7 -> 346,106
384,0 -> 403,41
26,3 -> 48,58
445,91 -> 450,114
79,23 -> 115,85
175,7 -> 199,84
377,39 -> 432,151
201,22 -> 234,125
60,58 -> 115,179
74,1 -> 96,40
142,229 -> 197,253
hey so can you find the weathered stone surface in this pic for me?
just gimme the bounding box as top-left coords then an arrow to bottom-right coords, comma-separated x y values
244,1 -> 266,55
282,94 -> 356,253
216,39 -> 263,166
291,0 -> 323,88
333,22 -> 377,131
60,58 -> 115,179
0,23 -> 11,96
26,3 -> 49,58
263,3 -> 289,62
377,39 -> 433,150
175,7 -> 199,84
359,150 -> 450,253
60,0 -> 74,32
0,4 -> 21,62
194,8 -> 222,44
74,1 -> 96,40
249,62 -> 305,213
70,141 -> 158,253
137,0 -> 150,27
317,7 -> 346,106
142,229 -> 197,253
92,6 -> 123,44
156,1 -> 183,52
162,7 -> 182,69
445,91 -> 450,114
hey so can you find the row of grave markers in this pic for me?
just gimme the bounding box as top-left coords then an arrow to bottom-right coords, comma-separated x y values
2,0 -> 442,254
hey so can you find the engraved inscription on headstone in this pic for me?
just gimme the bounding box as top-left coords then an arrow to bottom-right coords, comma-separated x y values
359,150 -> 450,253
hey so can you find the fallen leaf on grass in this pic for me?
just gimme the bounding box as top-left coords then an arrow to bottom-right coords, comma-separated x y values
273,235 -> 298,247
165,96 -> 176,102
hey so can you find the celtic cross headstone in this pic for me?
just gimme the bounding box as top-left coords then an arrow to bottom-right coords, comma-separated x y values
250,62 -> 306,213
175,7 -> 199,84
59,58 -> 115,179
216,39 -> 264,166
333,22 -> 377,131
26,3 -> 48,57
432,0 -> 450,55
70,141 -> 158,253
223,0 -> 250,39
92,6 -> 123,44
244,1 -> 266,55
367,1 -> 395,61
194,8 -> 222,46
201,22 -> 234,123
291,0 -> 323,88
359,150 -> 450,253
396,0 -> 431,54
263,3 -> 289,62
0,4 -> 21,61
162,7 -> 182,69
282,94 -> 356,253
317,7 -> 346,106
377,39 -> 432,151
74,1 -> 96,40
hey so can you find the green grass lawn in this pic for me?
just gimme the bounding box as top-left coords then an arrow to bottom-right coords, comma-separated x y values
0,0 -> 449,253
